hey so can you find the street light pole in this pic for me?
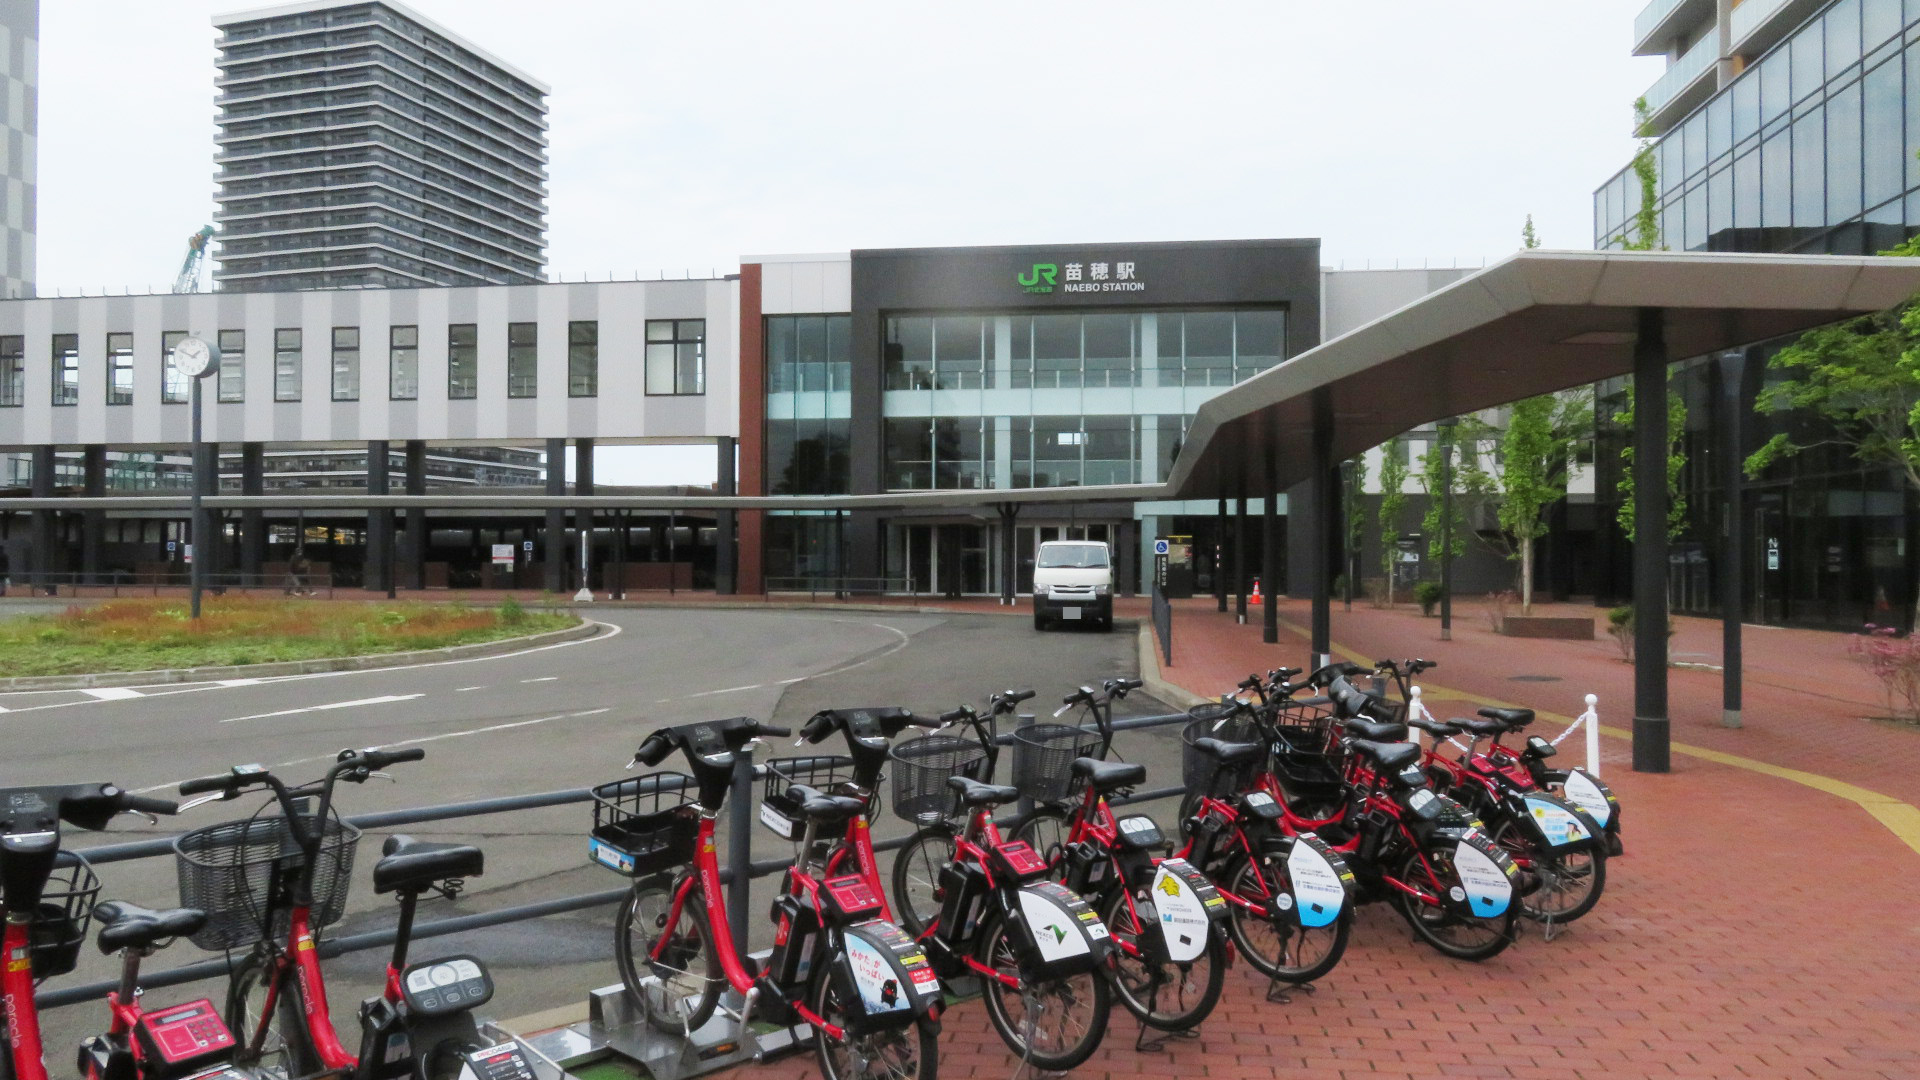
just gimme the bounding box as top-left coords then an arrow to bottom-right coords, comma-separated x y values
1438,417 -> 1456,642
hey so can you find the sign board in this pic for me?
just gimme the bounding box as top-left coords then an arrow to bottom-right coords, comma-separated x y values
1153,539 -> 1170,556
522,540 -> 534,552
491,544 -> 515,567
182,544 -> 193,565
1766,537 -> 1780,571
166,540 -> 177,552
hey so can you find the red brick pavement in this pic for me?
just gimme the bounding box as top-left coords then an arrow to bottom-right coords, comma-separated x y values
709,594 -> 1920,1079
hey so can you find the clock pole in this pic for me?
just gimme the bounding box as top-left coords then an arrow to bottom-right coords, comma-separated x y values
190,372 -> 205,619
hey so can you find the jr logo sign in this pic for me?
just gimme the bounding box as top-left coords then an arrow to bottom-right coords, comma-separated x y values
1017,263 -> 1058,293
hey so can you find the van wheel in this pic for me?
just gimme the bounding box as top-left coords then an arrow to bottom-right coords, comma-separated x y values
1033,610 -> 1047,631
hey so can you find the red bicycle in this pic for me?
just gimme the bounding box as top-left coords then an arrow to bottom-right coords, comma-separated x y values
599,716 -> 941,1080
175,748 -> 507,1080
0,781 -> 183,1080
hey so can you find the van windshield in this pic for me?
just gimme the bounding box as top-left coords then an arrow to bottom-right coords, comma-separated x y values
1037,544 -> 1110,569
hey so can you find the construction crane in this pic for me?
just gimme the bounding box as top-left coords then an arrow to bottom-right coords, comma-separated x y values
173,225 -> 215,293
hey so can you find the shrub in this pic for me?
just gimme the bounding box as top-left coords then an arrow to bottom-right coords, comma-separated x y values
1848,624 -> 1920,723
498,596 -> 526,626
1414,581 -> 1444,617
1486,589 -> 1516,632
1606,605 -> 1675,663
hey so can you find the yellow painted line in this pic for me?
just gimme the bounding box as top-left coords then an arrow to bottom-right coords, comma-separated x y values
1277,614 -> 1920,857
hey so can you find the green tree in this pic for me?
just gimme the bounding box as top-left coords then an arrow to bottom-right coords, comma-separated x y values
1614,382 -> 1689,542
1344,455 -> 1366,601
1624,98 -> 1663,252
1521,213 -> 1540,251
1494,392 -> 1595,614
1419,422 -> 1491,566
1377,436 -> 1408,605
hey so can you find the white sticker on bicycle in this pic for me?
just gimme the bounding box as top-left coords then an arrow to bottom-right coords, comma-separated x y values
1017,888 -> 1093,962
844,935 -> 910,1014
1560,771 -> 1611,827
1286,841 -> 1346,928
1523,795 -> 1591,847
1453,841 -> 1513,916
1148,865 -> 1211,962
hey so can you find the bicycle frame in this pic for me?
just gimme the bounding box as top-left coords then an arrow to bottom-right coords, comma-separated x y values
242,904 -> 358,1073
3,917 -> 47,1080
909,808 -> 1029,991
822,815 -> 892,922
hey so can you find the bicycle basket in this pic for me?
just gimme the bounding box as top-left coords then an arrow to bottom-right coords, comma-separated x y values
1011,723 -> 1104,804
26,851 -> 100,980
174,813 -> 360,952
761,755 -> 868,841
889,734 -> 991,826
1270,736 -> 1345,797
1181,704 -> 1262,796
589,773 -> 700,878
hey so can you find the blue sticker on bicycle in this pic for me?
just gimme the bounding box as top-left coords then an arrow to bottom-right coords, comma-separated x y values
1452,841 -> 1513,917
1523,795 -> 1591,848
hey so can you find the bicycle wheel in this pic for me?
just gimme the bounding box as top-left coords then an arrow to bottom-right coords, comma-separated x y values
890,829 -> 957,937
615,878 -> 722,1035
809,959 -> 938,1080
1010,805 -> 1070,863
973,913 -> 1110,1071
1222,851 -> 1349,984
224,950 -> 307,1078
1489,818 -> 1607,924
1390,846 -> 1517,962
1099,885 -> 1224,1031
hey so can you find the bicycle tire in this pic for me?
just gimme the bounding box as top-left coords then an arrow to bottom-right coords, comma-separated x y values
615,879 -> 722,1036
1390,846 -> 1517,962
224,950 -> 309,1078
809,957 -> 938,1080
1009,805 -> 1070,864
1099,884 -> 1224,1031
973,913 -> 1110,1071
1489,818 -> 1607,924
889,828 -> 957,938
1221,851 -> 1349,984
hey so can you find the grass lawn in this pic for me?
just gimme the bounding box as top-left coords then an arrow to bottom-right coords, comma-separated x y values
0,596 -> 577,676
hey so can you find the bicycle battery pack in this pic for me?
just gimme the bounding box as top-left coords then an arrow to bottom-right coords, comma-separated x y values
832,920 -> 942,1034
1011,881 -> 1110,978
133,999 -> 237,1078
400,955 -> 495,1017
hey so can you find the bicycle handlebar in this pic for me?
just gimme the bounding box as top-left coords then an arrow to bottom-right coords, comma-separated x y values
937,706 -> 974,726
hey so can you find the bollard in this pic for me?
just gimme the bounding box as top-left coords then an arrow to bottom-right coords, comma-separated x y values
726,748 -> 754,962
1583,694 -> 1601,778
1408,685 -> 1427,751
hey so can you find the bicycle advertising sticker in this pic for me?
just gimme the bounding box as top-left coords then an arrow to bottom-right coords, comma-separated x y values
844,935 -> 911,1014
1286,838 -> 1349,928
1558,770 -> 1613,827
1148,863 -> 1213,962
1452,841 -> 1516,916
1522,795 -> 1593,849
1018,883 -> 1102,963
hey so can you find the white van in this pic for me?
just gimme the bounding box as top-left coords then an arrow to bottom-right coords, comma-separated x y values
1031,540 -> 1114,631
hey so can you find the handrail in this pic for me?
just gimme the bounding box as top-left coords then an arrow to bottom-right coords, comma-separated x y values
8,569 -> 339,599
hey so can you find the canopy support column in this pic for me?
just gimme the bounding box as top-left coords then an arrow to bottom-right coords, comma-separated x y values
1717,350 -> 1746,729
1309,400 -> 1334,666
1633,307 -> 1671,773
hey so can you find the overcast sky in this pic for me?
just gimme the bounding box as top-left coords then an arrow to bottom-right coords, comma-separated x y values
33,1 -> 1664,481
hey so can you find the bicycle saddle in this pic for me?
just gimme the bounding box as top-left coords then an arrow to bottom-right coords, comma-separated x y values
1191,737 -> 1264,765
946,775 -> 1020,808
1069,757 -> 1146,792
374,834 -> 485,895
1407,717 -> 1460,738
1348,740 -> 1422,772
93,900 -> 206,954
786,784 -> 867,824
1450,717 -> 1511,738
1477,707 -> 1535,729
1343,718 -> 1408,742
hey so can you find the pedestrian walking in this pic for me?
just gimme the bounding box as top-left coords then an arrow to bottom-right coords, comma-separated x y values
286,548 -> 312,597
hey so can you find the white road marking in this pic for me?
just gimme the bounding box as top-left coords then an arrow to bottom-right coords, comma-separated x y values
82,688 -> 143,700
216,679 -> 263,687
221,693 -> 423,723
682,683 -> 762,698
455,686 -> 485,692
520,676 -> 558,683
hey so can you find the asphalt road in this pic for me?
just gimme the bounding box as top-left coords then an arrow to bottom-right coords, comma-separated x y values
15,606 -> 1190,1053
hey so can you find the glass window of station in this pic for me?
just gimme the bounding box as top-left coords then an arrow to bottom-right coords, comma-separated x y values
877,307 -> 1283,491
763,314 -> 853,583
1594,0 -> 1920,256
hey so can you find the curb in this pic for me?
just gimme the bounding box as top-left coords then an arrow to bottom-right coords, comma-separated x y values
0,619 -> 597,691
1136,623 -> 1208,710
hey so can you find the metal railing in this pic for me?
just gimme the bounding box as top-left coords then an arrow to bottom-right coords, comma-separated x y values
1151,583 -> 1173,666
33,704 -> 1197,1013
7,570 -> 338,599
764,575 -> 915,601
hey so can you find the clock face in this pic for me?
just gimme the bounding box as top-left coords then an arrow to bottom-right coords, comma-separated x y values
171,336 -> 218,379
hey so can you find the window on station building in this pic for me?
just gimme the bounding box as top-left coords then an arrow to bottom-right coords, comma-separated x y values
568,320 -> 597,397
1010,415 -> 1141,488
274,328 -> 302,401
881,416 -> 997,491
767,314 -> 850,393
107,333 -> 134,405
645,319 -> 704,395
390,325 -> 418,400
507,322 -> 536,398
0,336 -> 22,407
331,327 -> 360,401
162,331 -> 189,403
52,334 -> 78,405
448,323 -> 477,398
766,314 -> 852,495
218,330 -> 245,402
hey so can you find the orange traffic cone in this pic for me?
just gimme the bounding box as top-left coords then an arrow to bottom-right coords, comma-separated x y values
1249,577 -> 1263,606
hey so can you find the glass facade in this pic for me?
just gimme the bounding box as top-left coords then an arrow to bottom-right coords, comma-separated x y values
765,314 -> 850,495
878,307 -> 1285,493
1596,0 -> 1920,254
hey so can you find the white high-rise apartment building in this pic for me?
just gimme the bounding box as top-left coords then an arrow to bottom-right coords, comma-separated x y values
212,0 -> 548,292
0,0 -> 34,300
